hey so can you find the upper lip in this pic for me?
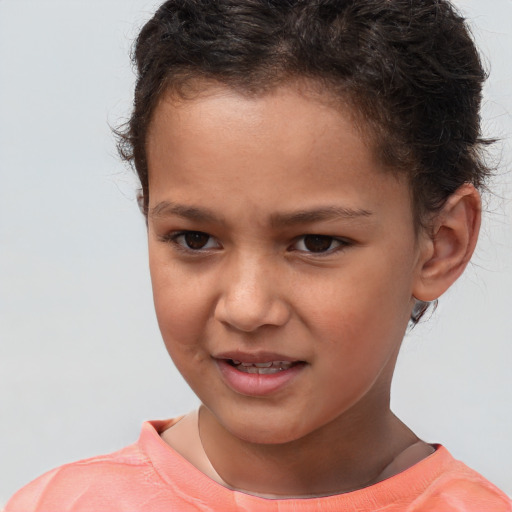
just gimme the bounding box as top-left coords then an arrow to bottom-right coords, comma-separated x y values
213,350 -> 302,364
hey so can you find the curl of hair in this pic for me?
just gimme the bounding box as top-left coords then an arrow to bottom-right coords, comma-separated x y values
117,0 -> 493,324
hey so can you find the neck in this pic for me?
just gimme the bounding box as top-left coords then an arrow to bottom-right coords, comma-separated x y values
198,399 -> 424,498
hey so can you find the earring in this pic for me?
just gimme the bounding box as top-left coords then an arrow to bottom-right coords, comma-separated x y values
410,298 -> 438,325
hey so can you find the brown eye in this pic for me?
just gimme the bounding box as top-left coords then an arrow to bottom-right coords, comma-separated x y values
302,235 -> 335,252
183,231 -> 211,250
163,230 -> 221,252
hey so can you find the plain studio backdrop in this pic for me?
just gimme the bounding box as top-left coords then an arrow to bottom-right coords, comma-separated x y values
0,0 -> 511,504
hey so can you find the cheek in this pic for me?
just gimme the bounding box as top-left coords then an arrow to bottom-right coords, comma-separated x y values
299,255 -> 413,348
303,269 -> 409,408
149,254 -> 211,353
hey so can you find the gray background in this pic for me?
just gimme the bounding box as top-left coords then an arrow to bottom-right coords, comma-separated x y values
1,0 -> 511,504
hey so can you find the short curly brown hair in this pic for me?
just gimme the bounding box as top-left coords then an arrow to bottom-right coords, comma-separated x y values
117,0 -> 493,323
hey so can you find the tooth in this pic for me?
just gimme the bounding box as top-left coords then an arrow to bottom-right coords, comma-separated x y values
272,361 -> 293,369
254,362 -> 273,368
231,360 -> 241,365
258,367 -> 281,374
241,362 -> 253,367
239,365 -> 292,374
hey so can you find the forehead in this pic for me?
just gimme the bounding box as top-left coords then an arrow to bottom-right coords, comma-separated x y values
148,78 -> 369,156
145,82 -> 412,227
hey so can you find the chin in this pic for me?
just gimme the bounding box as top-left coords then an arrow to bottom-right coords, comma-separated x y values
220,409 -> 316,446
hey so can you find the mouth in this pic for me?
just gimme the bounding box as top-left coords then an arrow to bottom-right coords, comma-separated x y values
226,359 -> 299,374
213,352 -> 306,396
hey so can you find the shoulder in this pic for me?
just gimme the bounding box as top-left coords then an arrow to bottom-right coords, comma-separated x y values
4,442 -> 155,512
406,446 -> 512,512
3,419 -> 189,512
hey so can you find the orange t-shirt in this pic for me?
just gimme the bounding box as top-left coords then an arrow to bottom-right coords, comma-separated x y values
5,419 -> 511,512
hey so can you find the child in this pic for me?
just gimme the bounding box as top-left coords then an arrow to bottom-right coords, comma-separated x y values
5,0 -> 511,510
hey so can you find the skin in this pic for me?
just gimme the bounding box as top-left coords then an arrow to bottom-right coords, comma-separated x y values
145,82 -> 480,497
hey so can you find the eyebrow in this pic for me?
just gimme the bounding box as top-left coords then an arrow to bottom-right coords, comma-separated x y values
150,201 -> 373,226
270,206 -> 373,227
149,201 -> 224,224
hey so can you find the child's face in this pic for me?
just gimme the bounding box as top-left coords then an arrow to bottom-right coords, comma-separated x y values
146,83 -> 426,445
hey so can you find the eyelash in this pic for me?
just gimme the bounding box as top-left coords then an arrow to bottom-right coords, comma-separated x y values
159,231 -> 351,256
159,231 -> 221,253
292,235 -> 350,255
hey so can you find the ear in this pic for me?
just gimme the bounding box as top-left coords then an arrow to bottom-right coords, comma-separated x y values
413,183 -> 481,302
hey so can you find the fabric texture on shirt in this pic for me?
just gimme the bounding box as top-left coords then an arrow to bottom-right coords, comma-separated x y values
5,419 -> 512,512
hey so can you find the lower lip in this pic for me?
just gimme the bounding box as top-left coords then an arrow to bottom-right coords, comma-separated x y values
215,359 -> 305,397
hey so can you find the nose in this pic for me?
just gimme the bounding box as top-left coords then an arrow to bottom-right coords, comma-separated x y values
214,254 -> 291,332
